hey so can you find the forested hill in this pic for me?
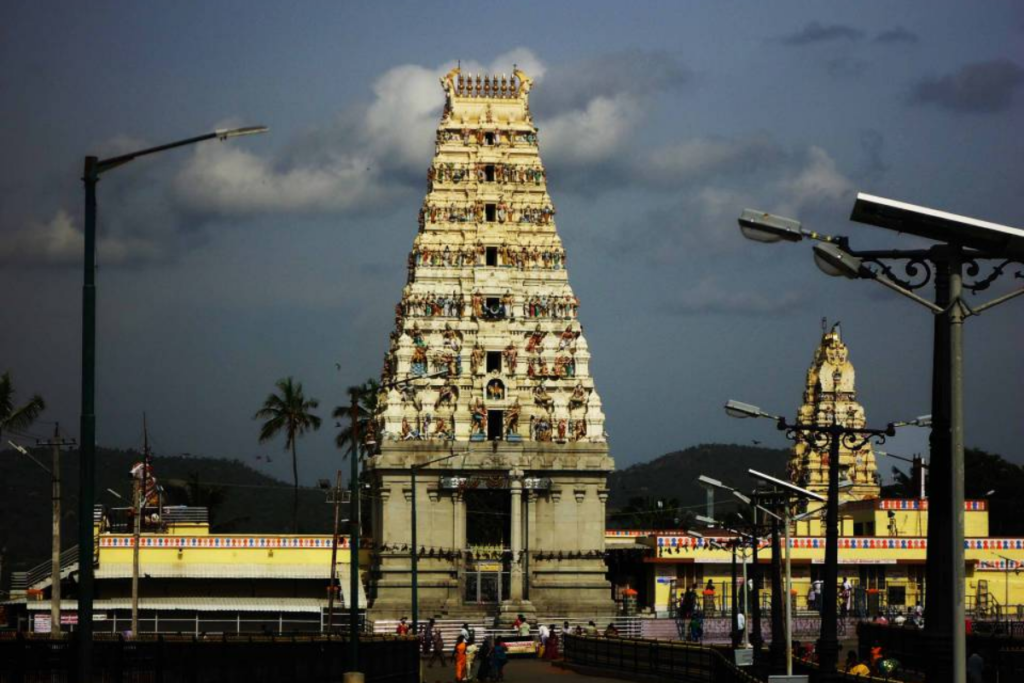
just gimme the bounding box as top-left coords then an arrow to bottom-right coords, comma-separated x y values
0,447 -> 333,574
608,443 -> 789,510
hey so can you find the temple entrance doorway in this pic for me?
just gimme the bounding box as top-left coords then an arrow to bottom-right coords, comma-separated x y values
464,488 -> 511,605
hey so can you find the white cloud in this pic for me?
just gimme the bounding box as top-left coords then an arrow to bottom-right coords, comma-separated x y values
540,95 -> 643,165
0,209 -> 163,266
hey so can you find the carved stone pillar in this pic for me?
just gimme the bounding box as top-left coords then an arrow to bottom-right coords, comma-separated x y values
509,478 -> 523,601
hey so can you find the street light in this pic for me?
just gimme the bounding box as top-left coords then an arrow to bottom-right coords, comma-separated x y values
728,399 -> 925,679
77,125 -> 267,680
739,196 -> 1024,683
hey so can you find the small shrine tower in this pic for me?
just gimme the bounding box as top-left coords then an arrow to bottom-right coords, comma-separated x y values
790,324 -> 881,501
366,66 -> 615,620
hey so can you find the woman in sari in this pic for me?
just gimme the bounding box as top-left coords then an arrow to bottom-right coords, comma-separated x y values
454,634 -> 468,681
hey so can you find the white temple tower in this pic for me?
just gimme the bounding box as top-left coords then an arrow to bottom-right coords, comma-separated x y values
790,324 -> 881,502
366,67 -> 616,620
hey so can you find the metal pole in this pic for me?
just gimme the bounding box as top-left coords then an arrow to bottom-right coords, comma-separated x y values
328,469 -> 342,632
817,427 -> 842,679
348,397 -> 361,672
750,506 -> 762,654
769,516 -> 784,672
131,468 -> 141,635
731,542 -> 739,647
925,251 -> 956,683
50,425 -> 61,639
742,544 -> 750,648
78,157 -> 98,681
784,505 -> 793,675
411,466 -> 419,633
949,251 -> 967,683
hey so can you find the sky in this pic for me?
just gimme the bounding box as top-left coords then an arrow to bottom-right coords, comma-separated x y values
2,1 -> 1022,487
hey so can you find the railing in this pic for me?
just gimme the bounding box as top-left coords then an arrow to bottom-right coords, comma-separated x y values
561,634 -> 761,683
0,632 -> 419,683
10,547 -> 78,592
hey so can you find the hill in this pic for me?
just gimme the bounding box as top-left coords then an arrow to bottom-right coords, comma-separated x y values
607,443 -> 789,527
0,447 -> 334,575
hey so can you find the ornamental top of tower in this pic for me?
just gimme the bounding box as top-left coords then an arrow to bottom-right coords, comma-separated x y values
441,66 -> 533,100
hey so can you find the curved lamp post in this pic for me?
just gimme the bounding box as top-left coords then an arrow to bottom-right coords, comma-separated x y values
78,126 -> 267,681
739,199 -> 1024,683
725,399 -> 926,680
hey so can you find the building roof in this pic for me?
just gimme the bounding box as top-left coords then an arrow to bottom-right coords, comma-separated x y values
26,598 -> 331,613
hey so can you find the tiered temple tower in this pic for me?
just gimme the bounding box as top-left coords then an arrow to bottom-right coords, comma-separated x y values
790,324 -> 881,502
366,67 -> 615,620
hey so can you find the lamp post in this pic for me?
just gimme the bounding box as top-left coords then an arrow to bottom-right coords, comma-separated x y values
739,200 -> 1024,683
77,125 -> 267,680
726,401 -> 918,679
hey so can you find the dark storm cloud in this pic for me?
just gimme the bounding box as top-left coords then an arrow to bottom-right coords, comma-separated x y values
780,22 -> 864,46
910,59 -> 1024,113
665,282 -> 807,316
533,49 -> 690,116
873,27 -> 920,45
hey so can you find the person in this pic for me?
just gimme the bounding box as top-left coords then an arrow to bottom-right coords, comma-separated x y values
423,617 -> 437,656
584,620 -> 598,636
604,622 -> 619,638
538,623 -> 550,647
562,620 -> 571,636
460,622 -> 471,644
518,618 -> 531,637
511,614 -> 523,631
491,637 -> 508,682
735,611 -> 746,643
845,650 -> 860,673
967,651 -> 984,683
893,610 -> 906,627
688,610 -> 703,643
474,637 -> 493,682
841,577 -> 853,617
847,654 -> 871,676
874,612 -> 889,626
396,617 -> 410,636
813,579 -> 824,614
454,635 -> 468,682
870,641 -> 883,672
544,624 -> 560,659
428,628 -> 447,668
682,584 -> 697,619
807,583 -> 817,612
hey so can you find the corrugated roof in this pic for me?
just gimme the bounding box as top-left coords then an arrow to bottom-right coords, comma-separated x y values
27,598 -> 330,613
95,563 -> 331,580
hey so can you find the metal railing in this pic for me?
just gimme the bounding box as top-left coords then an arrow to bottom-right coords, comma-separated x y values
10,546 -> 78,592
0,632 -> 419,683
561,634 -> 761,683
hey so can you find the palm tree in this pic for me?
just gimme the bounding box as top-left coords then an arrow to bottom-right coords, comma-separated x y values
254,377 -> 321,533
0,371 -> 46,444
332,379 -> 380,461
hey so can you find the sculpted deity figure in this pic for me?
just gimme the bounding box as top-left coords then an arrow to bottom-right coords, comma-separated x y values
533,383 -> 553,412
525,325 -> 546,353
400,417 -> 414,440
572,418 -> 587,442
569,382 -> 589,411
471,343 -> 485,375
504,400 -> 521,436
472,291 -> 484,318
513,67 -> 533,104
471,398 -> 486,435
558,324 -> 580,350
435,381 -> 458,409
503,342 -> 518,375
440,66 -> 460,107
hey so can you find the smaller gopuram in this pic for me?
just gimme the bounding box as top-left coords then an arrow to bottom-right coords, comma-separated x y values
365,66 -> 615,621
789,323 -> 881,501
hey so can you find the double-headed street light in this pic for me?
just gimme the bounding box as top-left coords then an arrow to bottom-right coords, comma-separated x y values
726,399 -> 925,679
78,126 -> 267,681
739,197 -> 1023,683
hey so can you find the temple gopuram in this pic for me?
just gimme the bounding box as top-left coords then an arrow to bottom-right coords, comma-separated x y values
365,67 -> 616,620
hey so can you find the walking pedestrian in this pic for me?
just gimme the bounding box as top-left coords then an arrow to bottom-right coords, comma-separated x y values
454,635 -> 468,681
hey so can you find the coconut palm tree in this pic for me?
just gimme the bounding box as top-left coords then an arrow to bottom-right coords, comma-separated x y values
332,379 -> 380,461
254,377 -> 321,533
0,371 -> 46,444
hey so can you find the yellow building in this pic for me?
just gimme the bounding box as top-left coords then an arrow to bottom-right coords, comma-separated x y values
8,505 -> 366,634
608,327 -> 1024,621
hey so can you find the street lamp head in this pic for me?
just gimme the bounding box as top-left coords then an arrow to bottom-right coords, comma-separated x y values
724,400 -> 763,420
695,514 -> 718,527
731,490 -> 752,506
893,414 -> 932,429
747,468 -> 826,503
686,530 -> 704,539
813,242 -> 863,279
738,209 -> 805,243
215,125 -> 270,140
698,474 -> 725,489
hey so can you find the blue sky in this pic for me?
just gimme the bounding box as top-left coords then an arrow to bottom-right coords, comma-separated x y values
2,1 -> 1022,485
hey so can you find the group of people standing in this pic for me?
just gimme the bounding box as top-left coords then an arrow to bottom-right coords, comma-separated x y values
413,617 -> 509,682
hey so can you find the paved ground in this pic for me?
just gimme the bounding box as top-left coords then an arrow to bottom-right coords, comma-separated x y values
420,658 -> 624,683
